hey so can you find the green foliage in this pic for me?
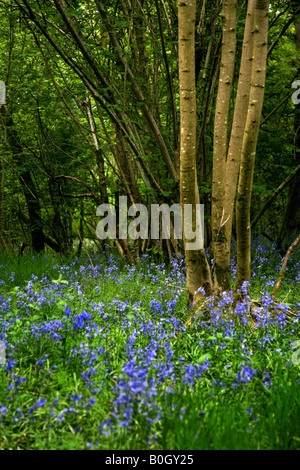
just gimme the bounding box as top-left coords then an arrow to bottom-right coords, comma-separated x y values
0,0 -> 298,255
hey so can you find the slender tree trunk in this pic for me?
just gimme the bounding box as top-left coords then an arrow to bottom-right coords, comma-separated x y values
179,0 -> 212,304
211,0 -> 237,293
85,94 -> 109,204
4,111 -> 45,253
213,0 -> 255,292
95,0 -> 177,181
235,0 -> 269,292
48,179 -> 69,253
114,131 -> 142,205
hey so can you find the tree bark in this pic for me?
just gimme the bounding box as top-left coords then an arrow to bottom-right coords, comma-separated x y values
211,0 -> 237,293
213,0 -> 255,292
179,0 -> 212,303
235,0 -> 270,292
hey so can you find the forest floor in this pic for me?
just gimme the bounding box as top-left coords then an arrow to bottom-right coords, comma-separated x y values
0,240 -> 299,450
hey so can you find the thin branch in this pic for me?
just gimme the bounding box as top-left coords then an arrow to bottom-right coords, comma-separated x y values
272,232 -> 300,299
155,0 -> 178,150
268,8 -> 300,57
55,175 -> 101,205
95,0 -> 177,180
251,163 -> 300,230
260,89 -> 295,126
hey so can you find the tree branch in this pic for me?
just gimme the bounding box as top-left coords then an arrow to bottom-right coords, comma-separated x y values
272,232 -> 300,299
251,163 -> 300,230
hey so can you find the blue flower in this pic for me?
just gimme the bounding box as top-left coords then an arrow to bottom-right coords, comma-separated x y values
65,306 -> 71,318
0,404 -> 7,416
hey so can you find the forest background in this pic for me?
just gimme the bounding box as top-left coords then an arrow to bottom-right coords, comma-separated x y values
0,0 -> 299,299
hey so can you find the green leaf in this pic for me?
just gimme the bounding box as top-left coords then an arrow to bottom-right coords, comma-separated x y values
198,353 -> 212,364
51,278 -> 68,284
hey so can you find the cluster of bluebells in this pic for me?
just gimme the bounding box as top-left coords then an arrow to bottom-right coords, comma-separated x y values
0,242 -> 299,447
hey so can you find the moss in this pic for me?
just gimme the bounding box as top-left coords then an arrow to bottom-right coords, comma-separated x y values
214,225 -> 227,244
214,263 -> 230,276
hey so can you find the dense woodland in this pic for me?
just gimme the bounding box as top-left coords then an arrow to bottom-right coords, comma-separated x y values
1,1 -> 300,451
0,0 -> 299,298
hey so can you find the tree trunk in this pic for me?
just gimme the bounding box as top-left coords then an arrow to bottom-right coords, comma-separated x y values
235,0 -> 269,292
179,0 -> 212,303
5,113 -> 45,253
213,0 -> 255,292
211,0 -> 237,293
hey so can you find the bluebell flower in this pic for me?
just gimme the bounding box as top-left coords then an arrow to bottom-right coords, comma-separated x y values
0,404 -> 7,416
